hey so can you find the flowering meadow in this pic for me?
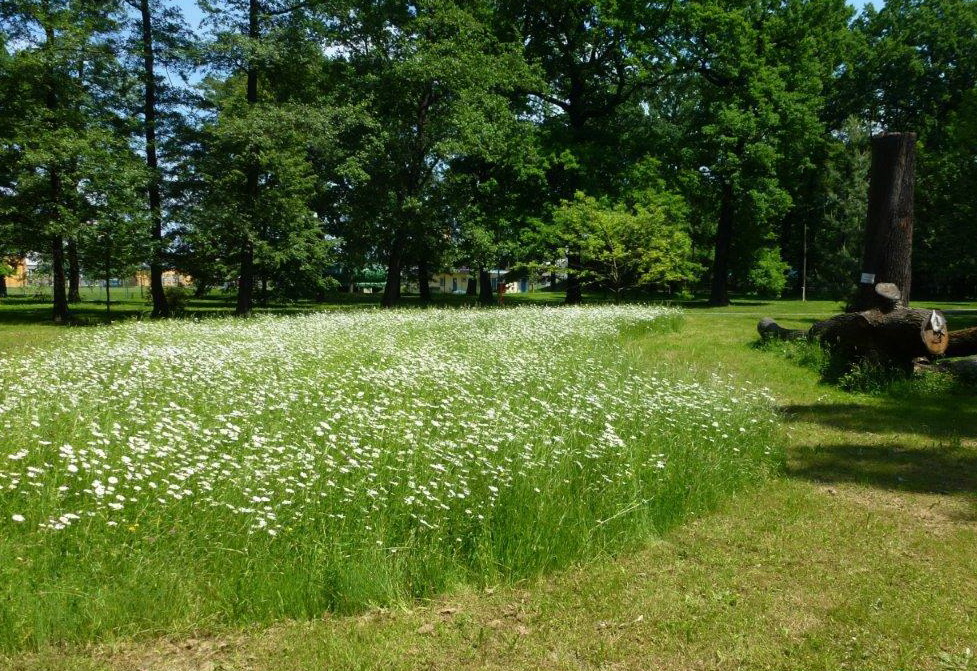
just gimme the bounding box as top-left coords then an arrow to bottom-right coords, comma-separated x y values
0,306 -> 781,648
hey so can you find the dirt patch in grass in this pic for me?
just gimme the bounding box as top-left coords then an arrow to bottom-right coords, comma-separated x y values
819,483 -> 977,535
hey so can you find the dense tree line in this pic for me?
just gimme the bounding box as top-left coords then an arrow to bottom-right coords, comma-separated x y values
1,0 -> 975,319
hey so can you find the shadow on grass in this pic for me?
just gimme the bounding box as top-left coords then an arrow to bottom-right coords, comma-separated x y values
783,397 -> 977,517
789,441 -> 977,500
780,398 -> 977,441
681,300 -> 771,309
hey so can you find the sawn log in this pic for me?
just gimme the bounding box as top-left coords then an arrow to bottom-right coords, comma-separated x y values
757,283 -> 948,366
946,326 -> 977,358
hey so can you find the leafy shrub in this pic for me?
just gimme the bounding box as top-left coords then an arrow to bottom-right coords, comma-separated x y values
747,247 -> 789,297
163,285 -> 192,314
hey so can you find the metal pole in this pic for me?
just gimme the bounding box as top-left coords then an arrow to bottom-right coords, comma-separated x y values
802,219 -> 807,302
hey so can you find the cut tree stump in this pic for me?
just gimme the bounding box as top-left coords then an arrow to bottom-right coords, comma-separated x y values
851,133 -> 916,312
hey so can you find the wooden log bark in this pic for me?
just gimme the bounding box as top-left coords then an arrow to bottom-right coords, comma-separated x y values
809,306 -> 947,363
757,317 -> 806,341
851,133 -> 916,312
758,283 -> 948,367
946,326 -> 977,358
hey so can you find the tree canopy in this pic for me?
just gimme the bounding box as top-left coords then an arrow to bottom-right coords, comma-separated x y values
1,0 -> 975,318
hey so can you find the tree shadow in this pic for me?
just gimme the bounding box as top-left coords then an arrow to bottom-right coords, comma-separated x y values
781,399 -> 977,441
682,300 -> 770,309
789,441 -> 977,498
782,399 -> 977,520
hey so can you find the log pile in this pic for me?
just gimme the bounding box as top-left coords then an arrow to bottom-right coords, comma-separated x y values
758,283 -> 960,372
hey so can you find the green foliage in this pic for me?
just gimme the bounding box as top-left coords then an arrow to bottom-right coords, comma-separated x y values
804,119 -> 870,299
0,0 -> 974,312
162,285 -> 191,313
552,190 -> 698,300
747,247 -> 790,298
842,0 -> 977,297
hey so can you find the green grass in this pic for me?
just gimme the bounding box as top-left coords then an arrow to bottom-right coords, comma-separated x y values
2,296 -> 976,671
0,305 -> 784,651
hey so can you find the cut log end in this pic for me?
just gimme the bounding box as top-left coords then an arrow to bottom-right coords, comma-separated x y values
920,309 -> 948,357
874,282 -> 903,311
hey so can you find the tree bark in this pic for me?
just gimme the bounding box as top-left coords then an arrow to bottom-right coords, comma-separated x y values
808,306 -> 947,363
757,317 -> 806,341
104,235 -> 112,316
478,268 -> 493,306
466,277 -> 477,295
418,257 -> 431,303
44,23 -> 69,324
0,274 -> 7,298
564,251 -> 582,305
235,0 -> 260,317
759,287 -> 948,369
851,132 -> 916,312
381,239 -> 402,308
235,241 -> 255,316
52,234 -> 69,324
67,238 -> 81,302
946,327 -> 977,358
709,180 -> 734,307
140,0 -> 170,318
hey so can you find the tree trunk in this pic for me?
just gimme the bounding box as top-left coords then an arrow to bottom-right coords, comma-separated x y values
52,234 -> 69,324
709,180 -> 734,307
67,238 -> 81,302
140,0 -> 170,318
104,236 -> 112,316
808,306 -> 947,364
0,274 -> 7,298
381,241 -> 402,308
466,277 -> 477,295
946,327 -> 977,358
235,0 -> 260,317
564,252 -> 582,305
418,257 -> 431,303
851,132 -> 916,312
44,21 -> 69,324
478,268 -> 493,306
235,242 -> 255,316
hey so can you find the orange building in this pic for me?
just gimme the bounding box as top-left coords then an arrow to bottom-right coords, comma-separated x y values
2,257 -> 31,289
133,268 -> 193,288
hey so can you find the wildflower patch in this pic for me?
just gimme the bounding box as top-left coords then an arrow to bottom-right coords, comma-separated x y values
0,306 -> 780,648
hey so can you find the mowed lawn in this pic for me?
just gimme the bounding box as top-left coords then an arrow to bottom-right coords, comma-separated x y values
3,296 -> 977,671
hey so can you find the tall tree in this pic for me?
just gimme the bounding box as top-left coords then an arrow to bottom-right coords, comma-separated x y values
499,0 -> 677,303
0,0 -> 138,322
335,0 -> 533,307
190,0 -> 364,313
841,0 -> 977,297
119,0 -> 190,317
671,0 -> 851,305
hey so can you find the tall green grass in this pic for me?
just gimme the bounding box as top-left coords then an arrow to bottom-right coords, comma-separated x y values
0,307 -> 782,649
